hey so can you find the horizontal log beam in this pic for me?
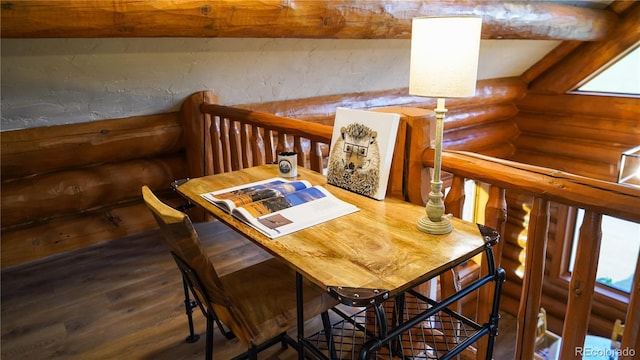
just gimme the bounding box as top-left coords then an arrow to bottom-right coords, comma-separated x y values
444,103 -> 519,131
238,77 -> 527,122
512,112 -> 639,145
444,120 -> 519,151
514,133 -> 628,165
476,142 -> 516,159
201,103 -> 334,144
510,149 -> 618,182
517,92 -> 640,121
1,112 -> 183,179
1,1 -> 616,40
1,155 -> 186,228
1,201 -> 159,268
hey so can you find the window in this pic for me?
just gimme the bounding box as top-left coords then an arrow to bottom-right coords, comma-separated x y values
577,46 -> 640,95
568,209 -> 640,293
569,45 -> 640,295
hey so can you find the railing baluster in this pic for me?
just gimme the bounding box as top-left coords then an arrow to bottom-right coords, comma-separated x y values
309,140 -> 323,173
240,122 -> 252,168
219,117 -> 232,173
475,185 -> 507,359
485,186 -> 507,260
440,267 -> 462,356
264,129 -> 276,164
246,124 -> 264,167
208,115 -> 222,175
444,175 -> 465,218
202,113 -> 213,176
559,211 -> 602,359
516,197 -> 549,360
293,135 -> 305,169
621,249 -> 640,359
276,132 -> 287,154
228,120 -> 242,170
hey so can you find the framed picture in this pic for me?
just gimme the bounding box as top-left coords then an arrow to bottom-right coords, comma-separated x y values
327,107 -> 400,200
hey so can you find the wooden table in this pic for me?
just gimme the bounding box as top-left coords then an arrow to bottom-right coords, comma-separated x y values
176,164 -> 505,359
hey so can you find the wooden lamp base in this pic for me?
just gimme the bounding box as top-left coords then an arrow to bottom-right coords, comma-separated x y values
416,180 -> 453,235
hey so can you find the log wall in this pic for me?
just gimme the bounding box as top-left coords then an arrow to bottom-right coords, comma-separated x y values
500,92 -> 640,337
238,77 -> 526,159
0,113 -> 187,268
511,92 -> 640,181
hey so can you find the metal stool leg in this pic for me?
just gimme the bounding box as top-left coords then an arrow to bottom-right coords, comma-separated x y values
205,315 -> 214,360
321,311 -> 338,359
181,276 -> 200,343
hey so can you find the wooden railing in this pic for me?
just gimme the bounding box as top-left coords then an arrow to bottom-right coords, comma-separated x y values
198,103 -> 333,173
182,94 -> 640,359
424,149 -> 640,360
181,92 -> 333,180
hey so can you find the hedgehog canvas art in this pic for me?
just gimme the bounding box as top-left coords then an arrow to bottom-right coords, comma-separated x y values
327,107 -> 400,200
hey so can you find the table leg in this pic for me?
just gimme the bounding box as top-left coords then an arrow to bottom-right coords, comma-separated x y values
486,267 -> 506,360
320,311 -> 337,359
391,293 -> 405,356
296,272 -> 305,360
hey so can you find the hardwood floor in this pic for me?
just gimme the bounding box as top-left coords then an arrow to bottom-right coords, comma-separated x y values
1,221 -> 516,359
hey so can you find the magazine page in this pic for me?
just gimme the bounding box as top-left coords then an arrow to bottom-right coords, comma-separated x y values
201,178 -> 311,212
233,186 -> 359,239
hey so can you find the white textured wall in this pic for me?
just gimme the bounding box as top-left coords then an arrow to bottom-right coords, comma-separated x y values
0,38 -> 559,130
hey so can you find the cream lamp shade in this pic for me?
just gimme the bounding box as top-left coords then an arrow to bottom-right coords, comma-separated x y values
409,16 -> 482,98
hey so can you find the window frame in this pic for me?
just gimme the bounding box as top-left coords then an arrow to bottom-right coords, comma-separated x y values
548,205 -> 632,307
571,44 -> 640,97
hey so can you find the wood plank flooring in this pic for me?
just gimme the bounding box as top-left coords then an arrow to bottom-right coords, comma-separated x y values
1,221 -> 516,359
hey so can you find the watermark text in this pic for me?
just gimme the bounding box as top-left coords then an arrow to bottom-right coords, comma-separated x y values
575,346 -> 635,358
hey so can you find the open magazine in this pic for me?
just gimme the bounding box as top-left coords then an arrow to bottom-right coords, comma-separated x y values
201,178 -> 359,239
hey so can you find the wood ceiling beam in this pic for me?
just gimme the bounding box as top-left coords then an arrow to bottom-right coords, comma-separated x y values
1,1 -> 617,40
529,2 -> 640,93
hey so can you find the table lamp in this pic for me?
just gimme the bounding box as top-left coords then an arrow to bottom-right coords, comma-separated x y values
409,16 -> 482,235
617,145 -> 640,187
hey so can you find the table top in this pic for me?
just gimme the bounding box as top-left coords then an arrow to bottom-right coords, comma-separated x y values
177,165 -> 496,304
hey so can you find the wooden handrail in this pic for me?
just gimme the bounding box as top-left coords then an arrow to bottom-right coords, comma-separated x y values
423,149 -> 640,222
200,103 -> 333,145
